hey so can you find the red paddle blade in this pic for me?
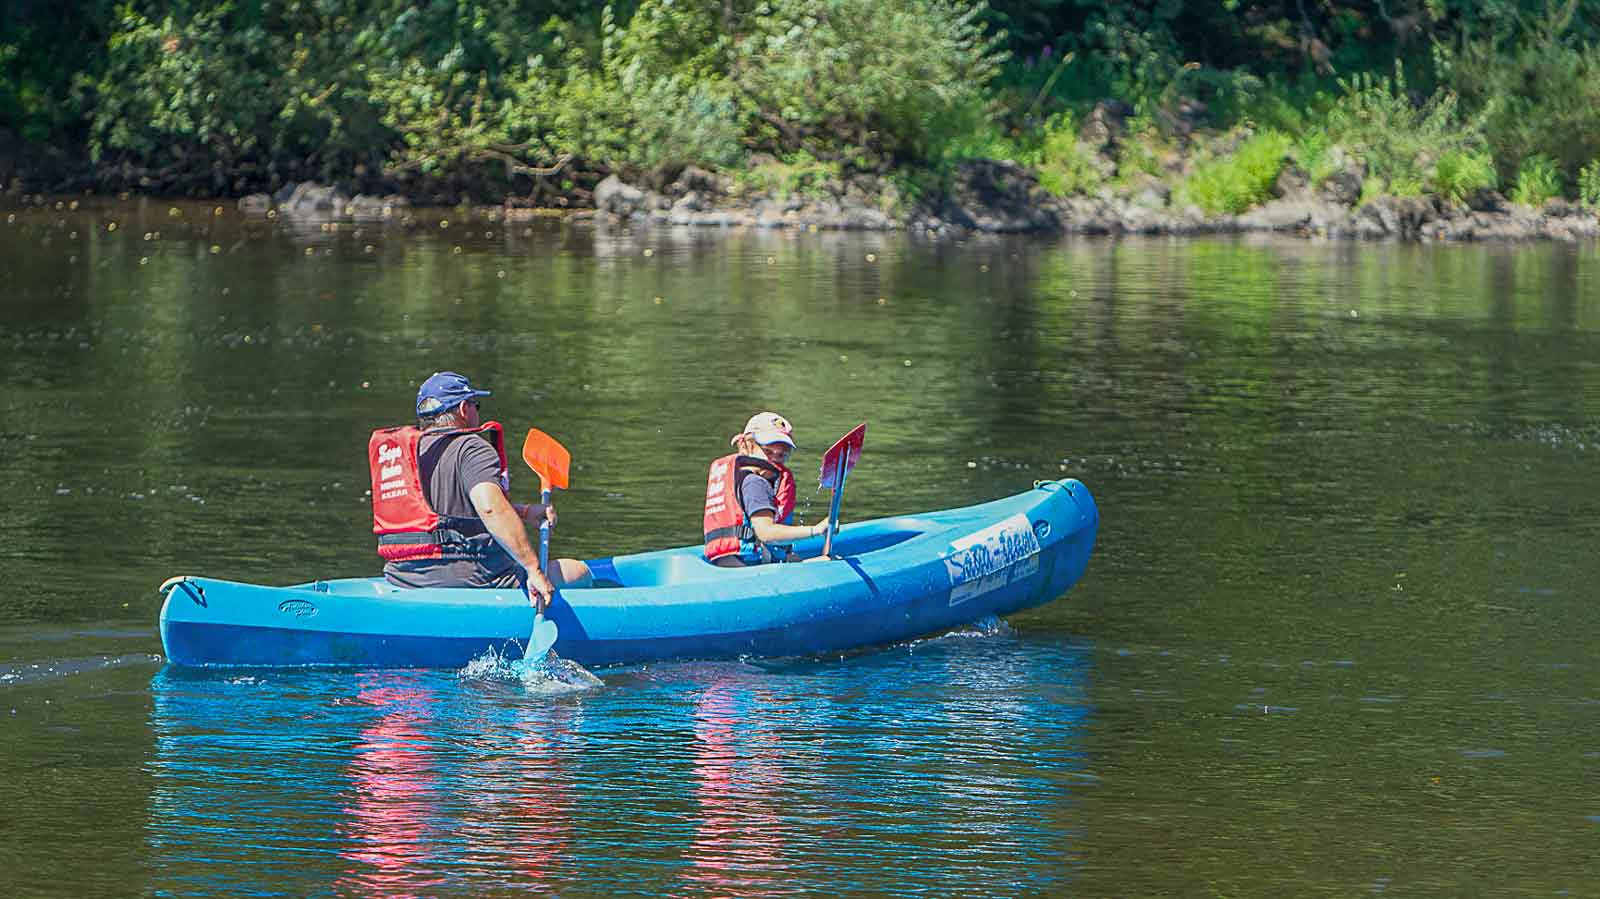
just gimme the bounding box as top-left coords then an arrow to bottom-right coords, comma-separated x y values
521,428 -> 571,492
819,423 -> 866,488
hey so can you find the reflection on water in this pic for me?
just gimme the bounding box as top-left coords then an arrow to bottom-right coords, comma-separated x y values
338,678 -> 445,899
145,636 -> 1091,897
682,677 -> 795,899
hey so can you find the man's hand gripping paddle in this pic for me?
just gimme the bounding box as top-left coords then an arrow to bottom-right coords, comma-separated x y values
521,427 -> 570,661
818,423 -> 866,558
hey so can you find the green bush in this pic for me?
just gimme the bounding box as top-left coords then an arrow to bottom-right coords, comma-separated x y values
84,2 -> 578,181
1579,160 -> 1600,208
733,0 -> 1006,165
1323,64 -> 1490,198
1174,130 -> 1292,214
88,7 -> 317,168
1388,176 -> 1426,198
1113,113 -> 1170,181
1437,0 -> 1600,187
1293,130 -> 1339,185
1358,175 -> 1387,207
361,2 -> 745,179
85,1 -> 750,185
1030,113 -> 1103,196
591,0 -> 744,170
1430,149 -> 1498,203
942,124 -> 1029,166
734,151 -> 842,200
1510,154 -> 1563,205
19,0 -> 1600,205
492,11 -> 746,175
71,0 -> 995,186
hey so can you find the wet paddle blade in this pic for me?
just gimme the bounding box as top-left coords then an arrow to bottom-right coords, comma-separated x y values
521,428 -> 568,658
527,612 -> 559,660
819,423 -> 866,558
521,428 -> 571,493
819,423 -> 867,489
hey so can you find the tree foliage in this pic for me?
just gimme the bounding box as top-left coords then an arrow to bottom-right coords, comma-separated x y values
8,0 -> 1600,203
733,0 -> 1005,165
1322,64 -> 1488,197
1435,0 -> 1600,184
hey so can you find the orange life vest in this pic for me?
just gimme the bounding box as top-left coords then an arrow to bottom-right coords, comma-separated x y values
369,421 -> 508,562
703,453 -> 796,563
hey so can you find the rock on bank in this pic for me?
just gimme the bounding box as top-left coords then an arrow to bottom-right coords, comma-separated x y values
224,164 -> 1600,242
578,164 -> 1600,242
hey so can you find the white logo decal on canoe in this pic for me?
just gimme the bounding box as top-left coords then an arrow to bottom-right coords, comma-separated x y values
278,598 -> 318,618
944,513 -> 1042,605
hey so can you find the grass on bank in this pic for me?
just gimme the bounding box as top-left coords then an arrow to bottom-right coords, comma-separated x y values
1511,155 -> 1564,206
1430,150 -> 1499,204
1582,161 -> 1600,208
1032,113 -> 1105,197
1173,131 -> 1290,214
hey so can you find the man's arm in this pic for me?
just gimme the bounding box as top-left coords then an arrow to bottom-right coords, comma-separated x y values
510,503 -> 556,526
469,481 -> 557,608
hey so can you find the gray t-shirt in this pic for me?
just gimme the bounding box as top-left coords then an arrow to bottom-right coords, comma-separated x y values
384,432 -> 521,589
737,471 -> 792,562
739,473 -> 779,520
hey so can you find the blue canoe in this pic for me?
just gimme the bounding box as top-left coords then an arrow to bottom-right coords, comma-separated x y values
158,479 -> 1098,669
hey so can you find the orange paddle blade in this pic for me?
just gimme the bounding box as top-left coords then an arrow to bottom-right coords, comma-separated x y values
521,428 -> 571,492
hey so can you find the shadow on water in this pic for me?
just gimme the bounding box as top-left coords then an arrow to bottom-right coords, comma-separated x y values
142,634 -> 1093,898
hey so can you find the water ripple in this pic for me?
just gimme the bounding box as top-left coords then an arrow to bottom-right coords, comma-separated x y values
0,652 -> 162,687
142,637 -> 1092,896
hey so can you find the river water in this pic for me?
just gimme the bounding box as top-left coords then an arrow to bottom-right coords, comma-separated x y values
2,199 -> 1598,896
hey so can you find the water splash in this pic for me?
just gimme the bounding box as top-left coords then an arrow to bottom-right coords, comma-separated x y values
901,615 -> 1014,652
459,646 -> 604,695
800,484 -> 824,525
947,614 -> 1013,638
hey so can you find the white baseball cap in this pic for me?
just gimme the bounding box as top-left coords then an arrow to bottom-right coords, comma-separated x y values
741,411 -> 795,447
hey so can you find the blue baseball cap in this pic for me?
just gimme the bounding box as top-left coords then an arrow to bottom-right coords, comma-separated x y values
416,371 -> 492,415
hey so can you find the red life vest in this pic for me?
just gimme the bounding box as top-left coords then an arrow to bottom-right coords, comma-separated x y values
369,421 -> 508,562
703,453 -> 796,563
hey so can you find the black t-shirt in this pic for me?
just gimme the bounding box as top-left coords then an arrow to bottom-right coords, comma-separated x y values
384,432 -> 521,589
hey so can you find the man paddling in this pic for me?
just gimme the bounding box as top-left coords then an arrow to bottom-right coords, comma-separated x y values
368,371 -> 590,609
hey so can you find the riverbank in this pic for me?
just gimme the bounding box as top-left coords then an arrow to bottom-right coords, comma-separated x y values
8,126 -> 1600,244
10,2 -> 1600,244
204,168 -> 1600,243
578,162 -> 1600,242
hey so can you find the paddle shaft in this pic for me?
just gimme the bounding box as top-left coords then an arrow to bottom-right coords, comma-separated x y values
537,486 -> 552,573
521,427 -> 569,659
527,484 -> 559,658
822,462 -> 846,557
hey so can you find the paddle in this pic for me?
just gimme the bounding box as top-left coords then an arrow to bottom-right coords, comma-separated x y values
817,423 -> 866,558
521,427 -> 570,660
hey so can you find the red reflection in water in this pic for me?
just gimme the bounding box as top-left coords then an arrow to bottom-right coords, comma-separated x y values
336,677 -> 444,899
457,705 -> 576,893
679,683 -> 796,899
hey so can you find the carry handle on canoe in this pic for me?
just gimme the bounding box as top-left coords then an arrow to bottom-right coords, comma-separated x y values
521,427 -> 570,659
818,423 -> 866,558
